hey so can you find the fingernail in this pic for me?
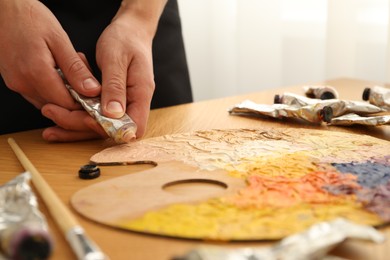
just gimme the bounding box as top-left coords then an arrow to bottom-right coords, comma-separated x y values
107,101 -> 124,115
83,78 -> 99,90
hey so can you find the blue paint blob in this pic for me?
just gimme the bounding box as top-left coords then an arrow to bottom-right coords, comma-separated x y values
331,162 -> 390,189
358,180 -> 390,221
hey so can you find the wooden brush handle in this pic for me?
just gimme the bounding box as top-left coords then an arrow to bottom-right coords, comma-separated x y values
7,138 -> 78,233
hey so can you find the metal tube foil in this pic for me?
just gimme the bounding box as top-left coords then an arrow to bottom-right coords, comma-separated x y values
0,172 -> 53,259
303,85 -> 339,100
58,69 -> 137,144
274,93 -> 384,117
330,113 -> 390,126
363,85 -> 390,111
174,218 -> 385,260
229,100 -> 333,123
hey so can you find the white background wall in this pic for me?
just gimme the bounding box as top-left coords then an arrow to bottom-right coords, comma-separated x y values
178,0 -> 389,101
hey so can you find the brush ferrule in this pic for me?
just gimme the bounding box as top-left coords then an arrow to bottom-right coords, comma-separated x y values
66,226 -> 108,260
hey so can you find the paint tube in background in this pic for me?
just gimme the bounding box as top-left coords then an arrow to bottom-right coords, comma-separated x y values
274,92 -> 321,107
303,85 -> 339,100
274,92 -> 384,117
173,218 -> 385,260
330,113 -> 390,126
363,85 -> 390,111
57,69 -> 137,144
0,172 -> 53,260
228,100 -> 333,123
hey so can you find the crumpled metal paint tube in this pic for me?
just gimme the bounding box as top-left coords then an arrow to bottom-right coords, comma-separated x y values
274,92 -> 320,107
363,85 -> 390,111
0,172 -> 53,260
57,69 -> 137,144
229,100 -> 333,123
330,113 -> 390,126
173,218 -> 385,260
303,85 -> 339,100
274,92 -> 384,117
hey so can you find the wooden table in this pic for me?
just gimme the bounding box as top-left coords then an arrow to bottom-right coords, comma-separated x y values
1,78 -> 390,260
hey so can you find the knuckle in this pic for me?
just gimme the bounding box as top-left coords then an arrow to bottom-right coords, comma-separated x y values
146,78 -> 155,92
4,76 -> 23,92
138,76 -> 156,95
66,57 -> 86,76
106,74 -> 125,94
142,80 -> 155,100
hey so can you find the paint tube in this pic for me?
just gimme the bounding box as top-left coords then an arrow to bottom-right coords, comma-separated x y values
0,172 -> 53,259
330,113 -> 390,126
173,218 -> 385,260
303,85 -> 339,99
274,92 -> 320,107
274,93 -> 384,117
57,69 -> 137,144
228,100 -> 333,123
363,86 -> 390,111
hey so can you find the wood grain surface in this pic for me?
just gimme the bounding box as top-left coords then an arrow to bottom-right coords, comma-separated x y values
1,78 -> 390,259
72,162 -> 245,223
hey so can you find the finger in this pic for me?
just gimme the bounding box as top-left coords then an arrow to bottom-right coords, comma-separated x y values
124,54 -> 155,137
83,116 -> 109,138
42,103 -> 108,136
41,104 -> 91,131
12,52 -> 80,110
125,83 -> 154,137
48,35 -> 101,97
42,104 -> 91,131
99,51 -> 127,119
126,93 -> 151,138
42,126 -> 102,142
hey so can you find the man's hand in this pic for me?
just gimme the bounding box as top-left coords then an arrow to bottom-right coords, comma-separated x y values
97,0 -> 167,137
0,0 -> 101,108
41,103 -> 108,141
0,2 -> 100,111
0,0 -> 103,141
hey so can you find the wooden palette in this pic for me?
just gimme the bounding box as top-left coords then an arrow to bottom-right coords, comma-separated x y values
71,128 -> 390,240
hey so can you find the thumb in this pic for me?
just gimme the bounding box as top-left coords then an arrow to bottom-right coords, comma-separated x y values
99,53 -> 127,119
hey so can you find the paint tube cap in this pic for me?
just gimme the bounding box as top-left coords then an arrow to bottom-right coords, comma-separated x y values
362,88 -> 371,101
320,92 -> 336,100
79,164 -> 101,179
10,228 -> 52,260
320,106 -> 333,123
274,94 -> 282,104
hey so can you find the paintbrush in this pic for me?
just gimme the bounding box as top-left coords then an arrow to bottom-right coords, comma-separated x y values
7,138 -> 108,260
